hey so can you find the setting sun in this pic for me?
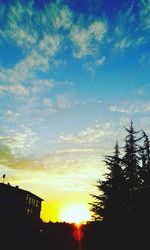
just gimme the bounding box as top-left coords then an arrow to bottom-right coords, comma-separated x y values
59,203 -> 91,224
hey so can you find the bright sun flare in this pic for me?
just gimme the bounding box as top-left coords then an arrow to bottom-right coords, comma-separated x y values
59,203 -> 91,224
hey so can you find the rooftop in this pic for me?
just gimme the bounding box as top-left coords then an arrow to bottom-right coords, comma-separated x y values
0,182 -> 44,201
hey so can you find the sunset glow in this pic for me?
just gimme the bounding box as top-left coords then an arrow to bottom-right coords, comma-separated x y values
59,203 -> 91,224
0,0 -> 149,223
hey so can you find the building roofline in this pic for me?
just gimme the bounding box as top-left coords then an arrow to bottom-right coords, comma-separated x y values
0,183 -> 44,201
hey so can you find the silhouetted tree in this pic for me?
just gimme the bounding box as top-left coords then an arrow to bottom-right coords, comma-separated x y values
90,141 -> 125,223
90,122 -> 150,225
140,131 -> 150,180
122,121 -> 141,221
89,180 -> 103,221
139,131 -> 150,222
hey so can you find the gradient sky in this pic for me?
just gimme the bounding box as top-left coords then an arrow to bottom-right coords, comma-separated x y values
0,0 -> 150,222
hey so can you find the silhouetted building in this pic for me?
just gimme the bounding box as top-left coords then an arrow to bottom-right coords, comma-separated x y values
0,183 -> 43,221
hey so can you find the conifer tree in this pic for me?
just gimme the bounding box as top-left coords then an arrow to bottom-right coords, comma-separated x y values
90,142 -> 125,222
140,131 -> 150,222
90,122 -> 150,224
141,131 -> 150,176
121,122 -> 141,220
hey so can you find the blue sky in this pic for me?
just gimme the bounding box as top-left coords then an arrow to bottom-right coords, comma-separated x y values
0,0 -> 150,221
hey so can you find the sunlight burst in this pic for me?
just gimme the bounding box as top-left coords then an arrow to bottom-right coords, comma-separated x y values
59,203 -> 91,224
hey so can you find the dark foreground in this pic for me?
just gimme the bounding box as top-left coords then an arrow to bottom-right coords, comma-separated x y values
0,218 -> 149,250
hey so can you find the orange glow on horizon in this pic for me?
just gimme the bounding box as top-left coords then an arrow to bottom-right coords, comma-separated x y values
39,191 -> 92,223
59,203 -> 91,224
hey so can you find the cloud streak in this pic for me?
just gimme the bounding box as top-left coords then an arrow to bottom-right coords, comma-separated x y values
70,20 -> 107,58
110,101 -> 150,114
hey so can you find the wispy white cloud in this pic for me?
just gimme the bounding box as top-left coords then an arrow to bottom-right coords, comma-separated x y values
83,56 -> 106,73
70,20 -> 107,58
39,95 -> 102,115
48,3 -> 73,30
56,94 -> 72,109
113,3 -> 146,51
0,50 -> 56,98
57,122 -> 116,150
115,37 -> 132,51
0,84 -> 29,97
18,50 -> 49,73
0,1 -> 37,49
43,98 -> 55,113
38,149 -> 103,192
0,128 -> 103,193
0,0 -> 148,67
96,56 -> 106,65
74,98 -> 102,106
110,101 -> 150,114
140,0 -> 150,31
31,79 -> 54,93
0,126 -> 103,193
37,1 -> 73,32
41,94 -> 73,114
39,34 -> 61,56
4,110 -> 20,123
0,1 -> 71,50
0,130 -> 45,171
4,126 -> 38,157
0,50 -> 49,88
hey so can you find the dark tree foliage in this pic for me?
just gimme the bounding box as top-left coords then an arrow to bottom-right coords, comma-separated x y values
102,141 -> 126,223
90,122 -> 150,225
139,131 -> 150,222
122,121 -> 141,220
90,141 -> 125,223
89,180 -> 103,221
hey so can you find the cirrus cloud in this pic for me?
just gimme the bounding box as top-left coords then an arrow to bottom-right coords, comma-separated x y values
70,20 -> 107,58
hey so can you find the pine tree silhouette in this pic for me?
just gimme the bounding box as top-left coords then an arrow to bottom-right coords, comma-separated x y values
89,122 -> 150,247
139,131 -> 150,224
122,121 -> 141,222
90,141 -> 125,223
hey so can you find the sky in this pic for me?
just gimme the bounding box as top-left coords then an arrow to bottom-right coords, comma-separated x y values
0,0 -> 150,222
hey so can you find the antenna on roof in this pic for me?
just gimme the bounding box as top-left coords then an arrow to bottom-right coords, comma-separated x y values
2,174 -> 5,183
